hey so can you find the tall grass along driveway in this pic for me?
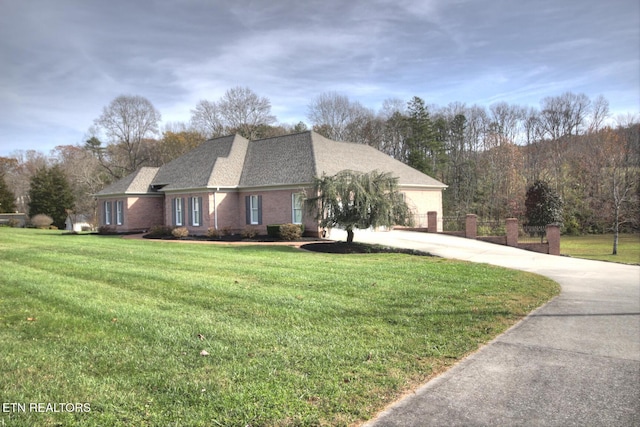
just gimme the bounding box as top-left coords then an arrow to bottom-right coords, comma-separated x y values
0,229 -> 558,426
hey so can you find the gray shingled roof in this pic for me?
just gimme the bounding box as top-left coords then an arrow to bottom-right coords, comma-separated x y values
151,134 -> 249,190
239,132 -> 316,187
97,131 -> 446,196
310,132 -> 446,187
95,167 -> 160,196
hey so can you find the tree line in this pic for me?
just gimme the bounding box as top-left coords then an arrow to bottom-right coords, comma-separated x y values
0,87 -> 637,235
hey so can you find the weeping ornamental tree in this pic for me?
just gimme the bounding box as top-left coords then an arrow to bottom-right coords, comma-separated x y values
306,170 -> 413,243
524,180 -> 563,226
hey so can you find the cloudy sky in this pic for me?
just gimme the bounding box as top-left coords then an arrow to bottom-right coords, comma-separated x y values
1,0 -> 638,156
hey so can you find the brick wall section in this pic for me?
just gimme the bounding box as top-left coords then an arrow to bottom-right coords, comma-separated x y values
162,188 -> 316,236
99,196 -> 163,232
506,218 -> 519,246
238,189 -> 316,235
547,224 -> 561,255
127,196 -> 164,230
427,211 -> 438,233
164,192 -> 215,235
465,214 -> 477,239
211,191 -> 240,233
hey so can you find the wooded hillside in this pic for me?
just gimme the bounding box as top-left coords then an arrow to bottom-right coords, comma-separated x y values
1,90 -> 637,234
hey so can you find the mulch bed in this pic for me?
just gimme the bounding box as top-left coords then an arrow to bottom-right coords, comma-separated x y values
300,241 -> 434,256
128,233 -> 433,256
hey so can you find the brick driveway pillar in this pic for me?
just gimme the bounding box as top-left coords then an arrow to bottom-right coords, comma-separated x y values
465,214 -> 477,239
427,211 -> 438,233
547,224 -> 561,255
506,218 -> 519,247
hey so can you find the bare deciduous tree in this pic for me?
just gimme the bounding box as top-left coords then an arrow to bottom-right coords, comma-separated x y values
488,101 -> 525,145
190,100 -> 224,139
307,92 -> 372,142
190,87 -> 276,140
539,92 -> 591,140
218,87 -> 276,140
92,95 -> 162,177
588,95 -> 610,133
52,144 -> 108,223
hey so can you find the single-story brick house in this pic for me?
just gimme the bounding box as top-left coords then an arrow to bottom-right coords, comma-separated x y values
95,131 -> 447,235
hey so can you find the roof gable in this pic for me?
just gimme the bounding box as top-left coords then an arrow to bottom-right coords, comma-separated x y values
151,134 -> 249,190
95,167 -> 160,196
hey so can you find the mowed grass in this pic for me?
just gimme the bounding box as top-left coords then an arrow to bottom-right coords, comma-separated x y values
561,233 -> 640,265
0,228 -> 559,426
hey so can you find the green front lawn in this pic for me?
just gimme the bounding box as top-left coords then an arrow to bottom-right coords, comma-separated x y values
0,228 -> 559,426
561,233 -> 640,265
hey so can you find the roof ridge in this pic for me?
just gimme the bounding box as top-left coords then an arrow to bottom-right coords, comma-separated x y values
251,130 -> 312,143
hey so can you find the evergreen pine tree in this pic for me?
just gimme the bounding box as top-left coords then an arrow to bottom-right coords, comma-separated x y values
525,180 -> 563,226
28,165 -> 75,229
0,174 -> 16,213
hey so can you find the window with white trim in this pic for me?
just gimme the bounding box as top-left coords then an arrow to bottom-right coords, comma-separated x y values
104,201 -> 112,225
116,200 -> 124,225
250,195 -> 260,225
191,197 -> 201,226
292,193 -> 303,224
174,198 -> 184,226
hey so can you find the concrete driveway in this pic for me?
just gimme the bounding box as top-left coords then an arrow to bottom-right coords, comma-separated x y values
330,230 -> 640,426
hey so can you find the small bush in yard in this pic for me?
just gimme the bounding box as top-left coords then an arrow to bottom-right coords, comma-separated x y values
172,227 -> 189,239
98,225 -> 116,235
207,227 -> 222,239
241,227 -> 258,239
146,225 -> 173,238
279,223 -> 303,240
266,224 -> 281,238
31,214 -> 54,229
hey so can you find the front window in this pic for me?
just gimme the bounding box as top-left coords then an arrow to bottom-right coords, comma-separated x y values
292,193 -> 303,224
174,198 -> 184,226
104,201 -> 111,225
116,200 -> 124,225
250,195 -> 260,225
191,197 -> 200,226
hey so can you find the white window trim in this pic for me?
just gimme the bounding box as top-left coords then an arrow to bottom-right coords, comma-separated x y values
175,198 -> 184,226
116,200 -> 124,225
250,195 -> 260,225
191,197 -> 200,227
292,193 -> 303,224
104,201 -> 111,225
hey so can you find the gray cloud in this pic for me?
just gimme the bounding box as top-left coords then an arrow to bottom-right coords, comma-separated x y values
1,0 -> 638,155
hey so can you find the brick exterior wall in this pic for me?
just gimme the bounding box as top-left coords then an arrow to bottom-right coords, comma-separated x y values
164,192 -> 214,235
99,186 -> 443,237
99,195 -> 164,232
161,188 -> 318,236
238,188 -> 317,235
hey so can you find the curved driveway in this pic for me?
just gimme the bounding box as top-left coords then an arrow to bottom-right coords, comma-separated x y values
338,230 -> 640,426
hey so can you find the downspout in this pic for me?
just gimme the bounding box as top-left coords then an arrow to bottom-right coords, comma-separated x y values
214,188 -> 219,230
